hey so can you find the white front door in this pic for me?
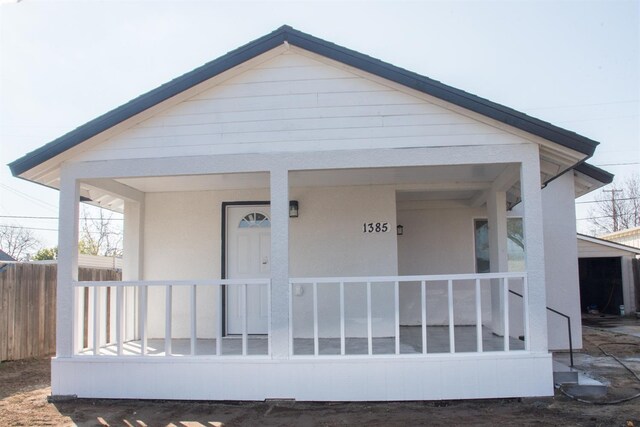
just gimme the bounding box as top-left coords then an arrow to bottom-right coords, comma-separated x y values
226,205 -> 270,335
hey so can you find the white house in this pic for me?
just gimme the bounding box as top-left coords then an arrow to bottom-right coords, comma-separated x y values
9,26 -> 613,401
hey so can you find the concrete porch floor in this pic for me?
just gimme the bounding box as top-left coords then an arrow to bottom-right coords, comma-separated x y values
80,325 -> 525,356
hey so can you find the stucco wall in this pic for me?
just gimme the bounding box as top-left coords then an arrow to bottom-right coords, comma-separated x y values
143,185 -> 398,339
512,171 -> 583,350
141,172 -> 580,349
396,171 -> 582,350
396,205 -> 526,338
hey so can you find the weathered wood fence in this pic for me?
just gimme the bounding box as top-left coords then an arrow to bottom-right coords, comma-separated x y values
0,263 -> 121,361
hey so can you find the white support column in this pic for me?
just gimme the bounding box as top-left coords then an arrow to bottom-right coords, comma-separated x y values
520,146 -> 548,352
270,167 -> 290,359
488,190 -> 508,336
57,170 -> 80,357
123,199 -> 144,341
123,199 -> 144,281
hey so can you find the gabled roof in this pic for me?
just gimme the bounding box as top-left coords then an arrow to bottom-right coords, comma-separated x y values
574,162 -> 614,185
9,25 -> 600,177
599,226 -> 640,240
0,249 -> 16,262
578,233 -> 640,255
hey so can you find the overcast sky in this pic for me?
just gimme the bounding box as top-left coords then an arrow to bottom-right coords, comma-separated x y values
0,0 -> 638,248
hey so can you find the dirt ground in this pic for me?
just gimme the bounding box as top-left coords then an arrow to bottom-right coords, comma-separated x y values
2,322 -> 640,427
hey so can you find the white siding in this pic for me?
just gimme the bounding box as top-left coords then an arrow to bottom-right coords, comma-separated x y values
78,253 -> 122,269
578,239 -> 639,258
73,51 -> 528,163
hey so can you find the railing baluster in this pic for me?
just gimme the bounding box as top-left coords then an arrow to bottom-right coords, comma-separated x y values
503,277 -> 510,352
141,285 -> 148,355
523,276 -> 530,351
93,286 -> 101,355
240,283 -> 249,356
216,285 -> 222,356
421,280 -> 427,354
475,278 -> 483,353
267,281 -> 271,356
367,282 -> 372,356
289,282 -> 294,356
190,284 -> 196,356
313,282 -> 319,356
448,279 -> 455,354
165,285 -> 172,356
116,286 -> 124,356
242,283 -> 247,356
340,281 -> 345,356
394,281 -> 400,355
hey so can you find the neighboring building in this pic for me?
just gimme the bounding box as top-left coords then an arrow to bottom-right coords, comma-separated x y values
577,234 -> 640,315
599,226 -> 640,250
9,26 -> 612,401
0,249 -> 16,262
29,254 -> 123,269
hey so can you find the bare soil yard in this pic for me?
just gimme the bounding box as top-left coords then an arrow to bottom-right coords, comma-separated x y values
1,324 -> 639,426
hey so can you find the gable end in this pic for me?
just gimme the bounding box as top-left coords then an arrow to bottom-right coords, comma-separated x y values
9,25 -> 599,177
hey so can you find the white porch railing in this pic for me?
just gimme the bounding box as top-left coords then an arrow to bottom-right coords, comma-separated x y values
73,279 -> 271,357
289,272 -> 528,357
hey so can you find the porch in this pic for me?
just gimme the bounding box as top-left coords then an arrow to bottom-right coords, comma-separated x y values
57,275 -> 550,401
52,144 -> 554,400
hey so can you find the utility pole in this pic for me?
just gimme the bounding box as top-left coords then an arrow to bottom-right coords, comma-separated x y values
602,189 -> 623,231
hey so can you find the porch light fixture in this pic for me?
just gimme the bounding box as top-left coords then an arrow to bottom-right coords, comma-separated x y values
289,200 -> 299,218
397,224 -> 404,236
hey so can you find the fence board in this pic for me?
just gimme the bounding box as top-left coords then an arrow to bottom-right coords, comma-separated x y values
0,263 -> 121,361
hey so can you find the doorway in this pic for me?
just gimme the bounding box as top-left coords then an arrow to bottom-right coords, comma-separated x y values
578,257 -> 623,315
224,203 -> 271,334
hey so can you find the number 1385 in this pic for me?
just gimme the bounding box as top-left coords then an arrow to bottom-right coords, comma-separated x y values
363,222 -> 389,233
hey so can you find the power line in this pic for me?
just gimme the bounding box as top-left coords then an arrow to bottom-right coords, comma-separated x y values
594,162 -> 640,167
576,215 -> 616,221
0,183 -> 58,212
525,100 -> 639,110
0,224 -> 58,232
0,215 -> 123,220
576,197 -> 639,205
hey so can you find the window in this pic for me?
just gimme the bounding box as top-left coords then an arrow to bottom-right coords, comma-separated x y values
239,212 -> 270,228
474,218 -> 524,273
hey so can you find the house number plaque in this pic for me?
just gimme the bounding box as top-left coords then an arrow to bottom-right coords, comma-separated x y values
363,222 -> 389,233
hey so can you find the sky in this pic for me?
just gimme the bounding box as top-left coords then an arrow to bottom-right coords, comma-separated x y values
0,0 -> 638,250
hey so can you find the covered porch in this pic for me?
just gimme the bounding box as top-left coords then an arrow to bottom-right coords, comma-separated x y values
53,143 -> 553,400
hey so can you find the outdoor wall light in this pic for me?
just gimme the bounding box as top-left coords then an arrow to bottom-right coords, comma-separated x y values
397,224 -> 404,235
289,200 -> 299,218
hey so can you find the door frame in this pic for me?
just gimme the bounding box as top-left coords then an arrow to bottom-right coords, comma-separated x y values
220,201 -> 270,336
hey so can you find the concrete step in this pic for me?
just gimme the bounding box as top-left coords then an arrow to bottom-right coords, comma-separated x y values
553,360 -> 578,384
553,360 -> 608,398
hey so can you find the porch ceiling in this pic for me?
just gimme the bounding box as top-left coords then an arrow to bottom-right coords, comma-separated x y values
81,164 -> 518,212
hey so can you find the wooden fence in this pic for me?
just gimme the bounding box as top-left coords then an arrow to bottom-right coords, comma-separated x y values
0,263 -> 121,362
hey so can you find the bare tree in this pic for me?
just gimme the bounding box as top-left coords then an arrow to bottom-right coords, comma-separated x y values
0,224 -> 41,261
588,173 -> 640,235
78,206 -> 123,257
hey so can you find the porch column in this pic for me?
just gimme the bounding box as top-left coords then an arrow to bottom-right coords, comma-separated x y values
123,200 -> 144,281
488,190 -> 508,335
123,199 -> 145,341
270,167 -> 290,358
57,170 -> 80,357
520,146 -> 548,352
